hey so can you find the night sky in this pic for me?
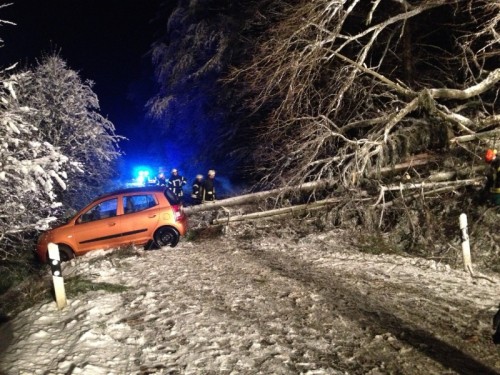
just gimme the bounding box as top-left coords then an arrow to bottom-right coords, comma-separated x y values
0,0 -> 164,177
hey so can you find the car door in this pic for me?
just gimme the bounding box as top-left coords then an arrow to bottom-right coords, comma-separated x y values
120,193 -> 160,245
72,197 -> 122,253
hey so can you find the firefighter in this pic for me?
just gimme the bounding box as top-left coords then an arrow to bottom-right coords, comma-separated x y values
485,149 -> 500,205
157,172 -> 167,186
167,168 -> 187,199
202,169 -> 216,202
190,174 -> 204,205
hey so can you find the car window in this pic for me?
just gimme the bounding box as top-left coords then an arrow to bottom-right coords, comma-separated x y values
123,194 -> 157,214
78,198 -> 118,223
164,189 -> 180,205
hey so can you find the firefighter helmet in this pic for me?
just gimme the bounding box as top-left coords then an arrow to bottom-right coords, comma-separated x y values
486,149 -> 497,163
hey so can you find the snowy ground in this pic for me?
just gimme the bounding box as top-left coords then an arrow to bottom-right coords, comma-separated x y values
1,227 -> 500,374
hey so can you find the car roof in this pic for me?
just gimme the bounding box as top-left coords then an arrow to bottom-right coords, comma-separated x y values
89,186 -> 181,206
91,186 -> 166,202
109,186 -> 167,195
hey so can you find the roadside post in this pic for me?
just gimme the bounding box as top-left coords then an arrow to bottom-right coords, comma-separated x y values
459,213 -> 473,274
48,243 -> 67,310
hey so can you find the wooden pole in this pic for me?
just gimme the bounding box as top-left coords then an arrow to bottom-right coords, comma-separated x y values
48,243 -> 67,310
459,213 -> 473,274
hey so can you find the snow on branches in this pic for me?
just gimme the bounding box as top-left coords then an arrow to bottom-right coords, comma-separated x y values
0,71 -> 70,237
0,55 -> 123,253
234,0 -> 500,189
17,55 -> 123,210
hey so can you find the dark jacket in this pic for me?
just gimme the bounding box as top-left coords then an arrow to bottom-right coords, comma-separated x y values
168,174 -> 187,197
202,177 -> 216,202
486,158 -> 500,194
191,179 -> 203,204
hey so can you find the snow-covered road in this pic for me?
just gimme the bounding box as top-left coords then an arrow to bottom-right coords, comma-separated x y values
1,229 -> 499,374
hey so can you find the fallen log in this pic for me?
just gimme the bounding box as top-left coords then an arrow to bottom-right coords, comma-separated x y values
183,179 -> 336,214
369,153 -> 435,177
427,165 -> 485,182
212,196 -> 369,225
381,177 -> 484,192
374,177 -> 484,205
374,186 -> 463,210
184,157 -> 485,216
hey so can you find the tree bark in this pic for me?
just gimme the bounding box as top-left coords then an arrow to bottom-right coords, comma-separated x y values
367,153 -> 435,177
381,178 -> 484,192
429,68 -> 500,100
450,128 -> 500,143
212,196 -> 353,225
183,179 -> 337,214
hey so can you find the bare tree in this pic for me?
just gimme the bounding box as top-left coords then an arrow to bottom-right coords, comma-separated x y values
233,0 -> 500,192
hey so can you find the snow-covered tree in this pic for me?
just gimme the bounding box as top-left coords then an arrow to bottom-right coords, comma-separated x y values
0,69 -> 71,258
17,55 -> 123,210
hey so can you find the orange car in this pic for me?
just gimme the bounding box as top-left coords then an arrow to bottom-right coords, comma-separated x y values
37,186 -> 187,263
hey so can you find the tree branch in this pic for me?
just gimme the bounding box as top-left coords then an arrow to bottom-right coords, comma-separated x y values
429,68 -> 500,99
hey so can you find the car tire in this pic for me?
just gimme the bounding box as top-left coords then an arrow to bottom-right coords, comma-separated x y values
153,226 -> 180,248
58,244 -> 75,262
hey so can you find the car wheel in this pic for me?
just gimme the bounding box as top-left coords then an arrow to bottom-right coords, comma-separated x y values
153,227 -> 180,248
58,245 -> 75,262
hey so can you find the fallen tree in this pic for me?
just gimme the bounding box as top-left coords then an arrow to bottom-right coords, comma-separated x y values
374,178 -> 484,206
211,196 -> 345,225
183,179 -> 336,214
184,1 -> 500,273
188,175 -> 485,228
230,1 -> 500,191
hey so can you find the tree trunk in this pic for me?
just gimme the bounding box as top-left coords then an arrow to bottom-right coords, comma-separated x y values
183,179 -> 336,214
212,196 -> 359,225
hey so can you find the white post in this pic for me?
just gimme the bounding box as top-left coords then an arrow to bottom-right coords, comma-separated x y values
459,213 -> 473,273
48,243 -> 67,310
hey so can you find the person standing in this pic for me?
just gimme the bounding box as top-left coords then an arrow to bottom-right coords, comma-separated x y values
167,168 -> 187,199
485,149 -> 500,205
157,171 -> 167,186
190,174 -> 204,205
202,169 -> 216,202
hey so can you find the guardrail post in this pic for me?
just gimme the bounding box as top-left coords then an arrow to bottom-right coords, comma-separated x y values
48,243 -> 67,310
459,213 -> 473,274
